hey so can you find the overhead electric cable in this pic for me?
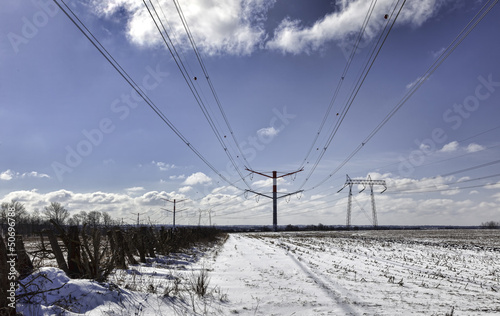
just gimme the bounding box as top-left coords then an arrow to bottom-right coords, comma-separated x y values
54,0 -> 245,191
299,0 -> 379,169
389,182 -> 500,195
298,0 -> 407,190
144,0 -> 252,190
171,0 -> 253,170
303,0 -> 498,192
388,172 -> 500,194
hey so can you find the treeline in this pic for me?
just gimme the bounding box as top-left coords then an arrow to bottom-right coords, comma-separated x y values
37,222 -> 222,280
3,220 -> 224,312
0,200 -> 120,236
481,221 -> 500,228
222,223 -> 499,232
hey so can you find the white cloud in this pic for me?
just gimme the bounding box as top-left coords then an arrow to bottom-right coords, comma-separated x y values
465,143 -> 485,153
439,141 -> 459,153
0,170 -> 14,181
252,177 -> 286,188
92,0 -> 447,56
493,192 -> 500,201
266,0 -> 448,54
1,169 -> 50,181
435,141 -> 485,154
310,194 -> 327,201
179,186 -> 193,193
169,174 -> 186,180
152,161 -> 176,171
257,126 -> 279,138
91,0 -> 274,56
382,174 -> 452,194
125,187 -> 145,194
456,176 -> 470,183
21,171 -> 50,179
485,181 -> 500,190
441,188 -> 460,196
183,172 -> 212,185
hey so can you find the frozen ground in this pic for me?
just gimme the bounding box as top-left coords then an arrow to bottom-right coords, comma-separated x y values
17,230 -> 500,315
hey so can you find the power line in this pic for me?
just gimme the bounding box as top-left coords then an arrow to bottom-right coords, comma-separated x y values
302,0 -> 498,192
391,172 -> 500,194
54,0 -> 245,192
299,0 -> 380,169
298,0 -> 408,190
172,0 -> 253,170
143,0 -> 252,189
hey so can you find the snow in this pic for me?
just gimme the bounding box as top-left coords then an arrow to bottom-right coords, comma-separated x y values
17,230 -> 500,315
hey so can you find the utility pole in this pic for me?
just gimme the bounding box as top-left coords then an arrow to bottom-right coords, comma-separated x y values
338,175 -> 387,229
161,198 -> 187,229
245,168 -> 304,232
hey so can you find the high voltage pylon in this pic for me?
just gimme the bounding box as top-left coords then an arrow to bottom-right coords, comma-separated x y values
161,198 -> 187,229
245,168 -> 304,232
338,175 -> 387,228
198,209 -> 214,226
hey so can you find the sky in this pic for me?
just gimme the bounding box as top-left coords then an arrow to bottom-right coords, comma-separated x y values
1,0 -> 500,227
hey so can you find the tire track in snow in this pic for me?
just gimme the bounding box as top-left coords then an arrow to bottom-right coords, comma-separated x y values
284,251 -> 363,316
213,234 -> 372,315
261,237 -> 365,316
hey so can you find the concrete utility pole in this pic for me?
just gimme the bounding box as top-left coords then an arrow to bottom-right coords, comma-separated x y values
338,175 -> 387,228
245,168 -> 304,232
161,198 -> 187,229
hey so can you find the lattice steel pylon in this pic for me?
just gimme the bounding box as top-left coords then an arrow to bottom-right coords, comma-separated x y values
338,175 -> 387,228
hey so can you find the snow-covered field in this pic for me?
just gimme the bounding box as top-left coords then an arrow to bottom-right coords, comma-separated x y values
17,230 -> 500,315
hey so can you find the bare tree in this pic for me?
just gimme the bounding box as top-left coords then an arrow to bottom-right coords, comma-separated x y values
70,211 -> 88,226
1,200 -> 28,222
43,202 -> 69,226
1,200 -> 28,234
102,211 -> 113,227
87,211 -> 102,228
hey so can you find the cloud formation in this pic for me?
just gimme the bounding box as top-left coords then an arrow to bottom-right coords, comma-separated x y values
90,0 -> 448,56
183,172 -> 212,185
439,141 -> 459,153
465,143 -> 485,153
152,161 -> 176,171
0,169 -> 50,181
91,0 -> 274,56
257,126 -> 279,138
438,141 -> 486,154
266,0 -> 448,54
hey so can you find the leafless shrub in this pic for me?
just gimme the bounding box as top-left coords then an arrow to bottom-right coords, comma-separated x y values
189,269 -> 210,297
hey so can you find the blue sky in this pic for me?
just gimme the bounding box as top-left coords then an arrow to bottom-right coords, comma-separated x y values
1,0 -> 500,226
